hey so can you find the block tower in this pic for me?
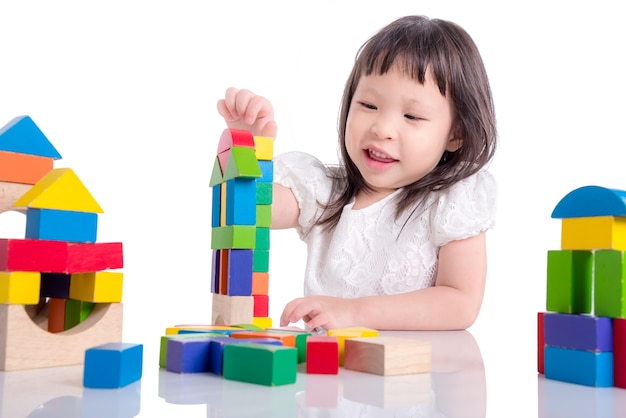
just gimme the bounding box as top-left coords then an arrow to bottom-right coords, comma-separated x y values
0,115 -> 124,371
209,128 -> 274,329
538,185 -> 626,387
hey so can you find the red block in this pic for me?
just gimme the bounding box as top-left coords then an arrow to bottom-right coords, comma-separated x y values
0,238 -> 68,272
67,242 -> 123,273
218,128 -> 255,153
538,312 -> 544,374
306,336 -> 339,374
253,294 -> 269,317
614,318 -> 626,388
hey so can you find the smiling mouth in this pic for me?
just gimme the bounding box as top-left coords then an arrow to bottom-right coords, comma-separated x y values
367,148 -> 397,163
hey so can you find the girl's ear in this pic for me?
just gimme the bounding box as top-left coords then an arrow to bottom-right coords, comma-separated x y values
446,135 -> 463,152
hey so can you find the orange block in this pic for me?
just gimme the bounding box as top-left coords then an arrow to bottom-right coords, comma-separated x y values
252,272 -> 269,295
230,331 -> 296,347
47,298 -> 66,333
0,150 -> 53,184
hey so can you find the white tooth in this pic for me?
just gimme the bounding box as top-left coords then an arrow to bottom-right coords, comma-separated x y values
370,149 -> 389,159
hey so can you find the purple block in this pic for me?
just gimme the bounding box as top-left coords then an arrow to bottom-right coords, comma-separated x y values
209,337 -> 283,375
166,338 -> 214,373
544,313 -> 612,351
226,249 -> 253,296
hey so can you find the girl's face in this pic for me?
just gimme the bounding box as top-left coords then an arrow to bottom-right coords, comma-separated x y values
345,63 -> 460,203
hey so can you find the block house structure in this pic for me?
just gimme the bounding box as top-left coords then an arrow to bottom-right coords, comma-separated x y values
539,185 -> 626,387
0,115 -> 124,371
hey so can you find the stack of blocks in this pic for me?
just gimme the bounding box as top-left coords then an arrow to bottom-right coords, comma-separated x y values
209,128 -> 274,329
538,185 -> 626,387
0,115 -> 125,371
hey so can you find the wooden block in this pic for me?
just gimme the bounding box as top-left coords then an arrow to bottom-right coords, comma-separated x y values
219,249 -> 229,294
212,293 -> 254,325
159,332 -> 224,368
83,342 -> 143,388
165,324 -> 242,335
0,238 -> 68,272
538,312 -> 545,374
253,249 -> 269,273
211,250 -> 220,293
0,115 -> 62,159
544,346 -> 613,387
551,185 -> 626,218
69,271 -> 124,303
544,313 -> 612,351
252,316 -> 272,329
344,337 -> 431,376
209,157 -> 224,187
66,242 -> 124,273
306,336 -> 339,374
252,272 -> 269,295
561,216 -> 626,251
0,302 -> 123,370
25,208 -> 98,243
266,327 -> 312,363
207,336 -> 282,376
253,136 -> 274,160
327,327 -> 379,365
258,160 -> 274,182
0,150 -> 53,184
15,168 -> 104,213
220,182 -> 227,226
223,147 -> 262,180
230,330 -> 296,347
226,178 -> 256,226
255,228 -> 270,250
40,272 -> 71,299
218,128 -> 255,153
613,318 -> 626,388
256,182 -> 273,205
47,298 -> 66,333
0,271 -> 41,304
594,250 -> 626,317
256,204 -> 271,228
166,338 -> 213,373
546,250 -> 592,314
211,225 -> 256,250
253,294 -> 269,317
211,184 -> 221,227
226,249 -> 253,296
223,342 -> 297,386
0,180 -> 30,213
65,299 -> 94,330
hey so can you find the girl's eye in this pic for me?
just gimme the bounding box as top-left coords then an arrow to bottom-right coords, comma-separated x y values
359,102 -> 377,110
404,114 -> 420,121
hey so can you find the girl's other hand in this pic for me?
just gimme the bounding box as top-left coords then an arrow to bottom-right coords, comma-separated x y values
216,87 -> 278,138
280,296 -> 361,331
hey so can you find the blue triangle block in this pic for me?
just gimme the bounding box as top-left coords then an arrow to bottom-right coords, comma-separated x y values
0,115 -> 62,159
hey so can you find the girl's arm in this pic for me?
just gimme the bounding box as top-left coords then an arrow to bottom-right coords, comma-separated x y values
280,231 -> 488,331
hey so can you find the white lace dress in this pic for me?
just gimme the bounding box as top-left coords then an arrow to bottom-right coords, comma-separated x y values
274,151 -> 497,298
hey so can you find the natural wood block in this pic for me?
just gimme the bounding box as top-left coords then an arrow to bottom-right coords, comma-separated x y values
327,327 -> 379,365
344,337 -> 431,376
69,271 -> 124,303
0,180 -> 30,213
0,271 -> 41,304
561,216 -> 626,250
546,250 -> 593,314
0,302 -> 123,370
212,293 -> 254,326
0,150 -> 53,184
253,136 -> 274,160
223,342 -> 297,386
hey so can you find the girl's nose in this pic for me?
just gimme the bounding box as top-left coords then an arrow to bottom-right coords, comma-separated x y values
370,114 -> 396,141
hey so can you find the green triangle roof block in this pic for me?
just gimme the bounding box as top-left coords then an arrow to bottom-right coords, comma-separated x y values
551,185 -> 626,218
223,146 -> 261,180
0,115 -> 62,159
209,156 -> 224,187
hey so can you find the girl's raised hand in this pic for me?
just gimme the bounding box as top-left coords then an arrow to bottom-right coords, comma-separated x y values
216,87 -> 278,138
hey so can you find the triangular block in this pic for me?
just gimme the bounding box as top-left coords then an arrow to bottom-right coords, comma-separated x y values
14,168 -> 104,213
209,156 -> 224,187
224,147 -> 262,180
0,116 -> 62,159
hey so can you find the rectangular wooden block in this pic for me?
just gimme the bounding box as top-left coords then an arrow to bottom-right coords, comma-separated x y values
0,150 -> 53,184
0,271 -> 41,304
306,336 -> 339,374
327,327 -> 379,366
253,136 -> 274,160
226,249 -> 253,296
258,160 -> 273,182
344,337 -> 431,376
614,318 -> 626,388
166,338 -> 213,373
544,346 -> 613,387
0,238 -> 68,272
543,313 -> 612,351
253,250 -> 269,273
83,342 -> 143,388
40,272 -> 71,299
267,327 -> 312,363
230,331 -> 296,347
256,182 -> 273,205
594,250 -> 626,318
159,332 -> 224,368
211,184 -> 221,227
211,226 -> 256,250
211,293 -> 254,326
256,204 -> 271,228
223,343 -> 297,386
25,208 -> 98,243
208,336 -> 283,375
546,250 -> 593,314
253,294 -> 269,317
66,242 -> 124,273
255,227 -> 270,250
69,271 -> 124,303
562,216 -> 626,251
538,312 -> 545,374
252,272 -> 269,295
226,178 -> 256,226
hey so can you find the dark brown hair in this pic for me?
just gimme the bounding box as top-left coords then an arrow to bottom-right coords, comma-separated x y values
317,15 -> 497,230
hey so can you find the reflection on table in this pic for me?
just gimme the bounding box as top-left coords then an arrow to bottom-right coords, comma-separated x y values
0,330 -> 485,417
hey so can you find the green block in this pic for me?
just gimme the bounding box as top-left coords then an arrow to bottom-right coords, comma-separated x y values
253,250 -> 270,272
256,228 -> 270,251
264,330 -> 311,363
594,250 -> 626,318
224,147 -> 262,180
211,226 -> 256,249
159,333 -> 224,368
209,156 -> 224,187
256,182 -> 273,205
223,343 -> 297,386
65,299 -> 95,329
546,250 -> 593,313
256,204 -> 271,228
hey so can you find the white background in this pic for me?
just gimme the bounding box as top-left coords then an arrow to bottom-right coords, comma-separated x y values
1,1 -> 625,416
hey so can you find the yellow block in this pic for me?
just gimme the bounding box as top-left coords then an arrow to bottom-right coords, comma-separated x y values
253,136 -> 274,161
220,182 -> 227,226
70,271 -> 123,302
164,325 -> 240,335
561,216 -> 626,250
252,316 -> 273,329
327,327 -> 379,365
14,168 -> 104,213
0,272 -> 41,304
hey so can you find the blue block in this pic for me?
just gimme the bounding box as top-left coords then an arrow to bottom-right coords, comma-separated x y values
83,343 -> 143,388
211,185 -> 221,227
258,161 -> 274,182
166,338 -> 213,373
544,313 -> 612,351
26,208 -> 98,243
544,346 -> 613,387
209,337 -> 283,376
551,185 -> 626,218
40,272 -> 71,298
227,249 -> 253,296
225,178 -> 256,225
0,115 -> 62,158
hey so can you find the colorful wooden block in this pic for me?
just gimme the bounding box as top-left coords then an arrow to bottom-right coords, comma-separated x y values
252,316 -> 273,329
209,157 -> 224,187
226,249 -> 253,296
226,178 -> 256,225
0,150 -> 53,184
212,293 -> 254,325
544,346 -> 613,387
208,337 -> 283,376
546,250 -> 592,314
25,208 -> 98,243
253,294 -> 269,317
0,271 -> 41,304
253,136 -> 274,160
15,168 -> 104,213
267,327 -> 312,363
230,331 -> 296,347
255,228 -> 270,250
83,342 -> 143,388
211,184 -> 221,227
47,298 -> 66,333
211,226 -> 256,250
258,160 -> 274,182
211,250 -> 220,293
220,182 -> 227,226
65,299 -> 94,330
0,238 -> 68,272
223,343 -> 297,386
551,185 -> 626,218
223,147 -> 262,180
613,318 -> 626,388
256,182 -> 273,205
40,272 -> 71,299
0,115 -> 62,159
218,128 -> 255,153
561,216 -> 626,251
219,249 -> 229,294
594,250 -> 626,318
306,336 -> 339,374
66,242 -> 124,273
256,204 -> 271,228
538,312 -> 545,374
253,250 -> 270,273
166,338 -> 213,373
69,271 -> 123,303
344,337 -> 431,376
543,313 -> 612,351
252,272 -> 269,295
159,332 -> 224,368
